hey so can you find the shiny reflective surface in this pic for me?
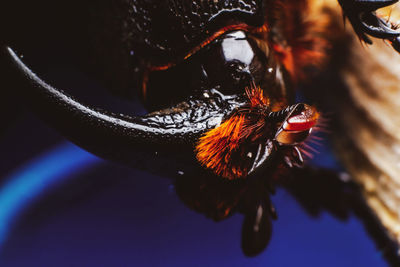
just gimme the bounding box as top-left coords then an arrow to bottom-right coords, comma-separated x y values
222,31 -> 254,65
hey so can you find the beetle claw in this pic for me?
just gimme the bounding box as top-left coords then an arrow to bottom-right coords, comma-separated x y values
360,12 -> 400,38
339,0 -> 400,53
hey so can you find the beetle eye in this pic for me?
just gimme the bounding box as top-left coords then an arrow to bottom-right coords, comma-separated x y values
143,30 -> 290,111
202,31 -> 280,96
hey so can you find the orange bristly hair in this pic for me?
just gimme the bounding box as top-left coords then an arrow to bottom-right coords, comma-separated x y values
196,87 -> 270,179
247,86 -> 269,107
196,115 -> 246,179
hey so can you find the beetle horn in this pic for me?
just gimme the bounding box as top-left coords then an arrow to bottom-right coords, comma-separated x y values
2,46 -> 242,166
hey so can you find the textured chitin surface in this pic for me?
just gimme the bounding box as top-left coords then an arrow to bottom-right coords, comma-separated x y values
122,0 -> 264,63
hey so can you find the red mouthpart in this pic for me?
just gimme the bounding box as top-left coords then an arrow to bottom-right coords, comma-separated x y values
275,104 -> 319,145
283,105 -> 319,132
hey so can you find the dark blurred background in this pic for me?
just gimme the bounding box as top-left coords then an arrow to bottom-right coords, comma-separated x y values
0,1 -> 392,266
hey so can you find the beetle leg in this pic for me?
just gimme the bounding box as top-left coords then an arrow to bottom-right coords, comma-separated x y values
338,0 -> 400,51
283,146 -> 304,169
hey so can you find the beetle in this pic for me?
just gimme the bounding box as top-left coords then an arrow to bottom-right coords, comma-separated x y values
1,0 -> 400,258
2,0 -> 399,178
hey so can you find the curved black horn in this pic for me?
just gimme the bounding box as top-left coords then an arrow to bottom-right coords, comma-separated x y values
2,46 -> 243,169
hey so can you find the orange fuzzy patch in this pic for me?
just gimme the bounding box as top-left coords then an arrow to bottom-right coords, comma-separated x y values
246,86 -> 269,107
196,87 -> 271,179
196,115 -> 247,179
